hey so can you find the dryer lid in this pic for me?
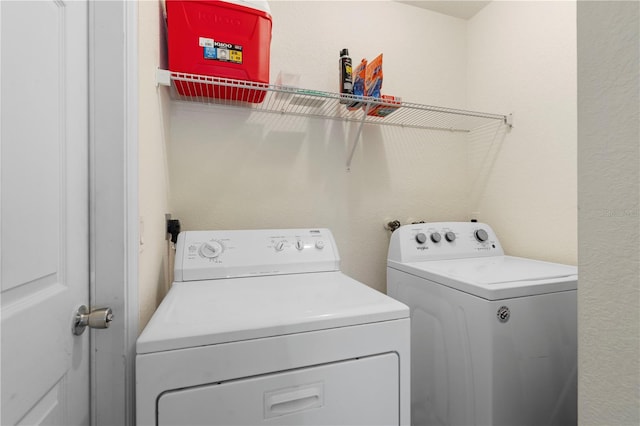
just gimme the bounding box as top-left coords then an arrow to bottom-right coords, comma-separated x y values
137,271 -> 409,354
389,255 -> 577,300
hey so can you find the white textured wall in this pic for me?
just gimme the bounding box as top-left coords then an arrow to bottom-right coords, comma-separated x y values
167,1 -> 472,292
577,1 -> 640,424
467,1 -> 577,265
138,0 -> 172,331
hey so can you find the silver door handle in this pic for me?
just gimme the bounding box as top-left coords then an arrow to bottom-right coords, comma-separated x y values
72,305 -> 113,336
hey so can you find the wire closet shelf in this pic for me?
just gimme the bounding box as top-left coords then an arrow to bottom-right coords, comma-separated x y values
157,70 -> 512,133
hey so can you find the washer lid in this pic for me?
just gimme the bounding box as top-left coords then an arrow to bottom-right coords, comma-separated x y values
137,271 -> 409,354
388,255 -> 577,300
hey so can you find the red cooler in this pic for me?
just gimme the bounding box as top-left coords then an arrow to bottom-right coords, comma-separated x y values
167,0 -> 272,103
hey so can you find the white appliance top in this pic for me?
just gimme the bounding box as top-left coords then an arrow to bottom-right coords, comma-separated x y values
387,222 -> 577,300
138,228 -> 409,354
137,271 -> 409,354
174,228 -> 341,282
387,221 -> 505,263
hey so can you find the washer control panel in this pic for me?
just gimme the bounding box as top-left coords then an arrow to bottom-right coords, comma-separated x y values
175,228 -> 340,282
388,222 -> 504,263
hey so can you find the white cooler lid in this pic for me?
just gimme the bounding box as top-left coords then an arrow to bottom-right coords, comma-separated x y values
390,255 -> 577,300
137,271 -> 409,354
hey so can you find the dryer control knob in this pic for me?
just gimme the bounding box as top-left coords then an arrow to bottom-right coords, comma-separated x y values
475,229 -> 489,242
199,240 -> 223,258
275,241 -> 285,251
415,233 -> 427,244
430,232 -> 442,243
295,240 -> 304,251
445,231 -> 456,242
315,240 -> 325,250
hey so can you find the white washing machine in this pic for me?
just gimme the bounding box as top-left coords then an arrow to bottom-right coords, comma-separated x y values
137,228 -> 410,426
386,222 -> 577,426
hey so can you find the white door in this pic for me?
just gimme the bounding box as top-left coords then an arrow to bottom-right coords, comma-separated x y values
1,1 -> 90,424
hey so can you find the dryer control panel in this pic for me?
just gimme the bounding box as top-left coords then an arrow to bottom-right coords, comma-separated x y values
175,229 -> 340,282
387,222 -> 504,263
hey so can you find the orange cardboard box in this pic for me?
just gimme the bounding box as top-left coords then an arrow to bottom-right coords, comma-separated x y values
367,94 -> 402,117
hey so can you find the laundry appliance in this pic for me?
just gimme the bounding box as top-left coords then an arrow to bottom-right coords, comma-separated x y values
387,222 -> 577,426
137,228 -> 410,426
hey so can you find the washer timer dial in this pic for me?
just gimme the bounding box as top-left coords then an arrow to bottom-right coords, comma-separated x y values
474,229 -> 489,242
199,240 -> 223,258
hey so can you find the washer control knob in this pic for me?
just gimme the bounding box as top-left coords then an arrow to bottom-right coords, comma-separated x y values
430,232 -> 442,243
315,240 -> 325,250
445,231 -> 456,242
295,240 -> 304,251
199,240 -> 223,258
275,241 -> 285,251
475,229 -> 489,242
415,233 -> 427,244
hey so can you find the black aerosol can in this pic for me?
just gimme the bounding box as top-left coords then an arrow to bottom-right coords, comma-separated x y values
339,48 -> 353,103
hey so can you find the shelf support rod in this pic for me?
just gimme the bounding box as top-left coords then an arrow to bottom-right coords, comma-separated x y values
346,103 -> 371,171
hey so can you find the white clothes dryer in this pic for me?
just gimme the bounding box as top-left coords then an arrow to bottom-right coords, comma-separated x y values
387,222 -> 577,426
137,228 -> 410,426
